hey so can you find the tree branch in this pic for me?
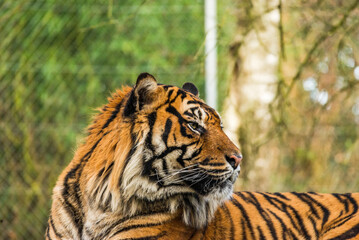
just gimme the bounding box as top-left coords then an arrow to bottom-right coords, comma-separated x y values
284,0 -> 359,99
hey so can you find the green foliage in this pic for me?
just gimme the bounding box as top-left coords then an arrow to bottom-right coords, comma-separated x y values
0,0 -> 207,238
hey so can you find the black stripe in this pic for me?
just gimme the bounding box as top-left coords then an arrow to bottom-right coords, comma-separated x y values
273,192 -> 290,200
189,107 -> 198,114
244,192 -> 278,239
199,162 -> 225,167
268,209 -> 289,239
324,194 -> 359,235
199,157 -> 225,166
102,98 -> 124,129
146,139 -> 197,171
241,219 -> 246,239
203,168 -> 229,174
124,90 -> 137,117
287,203 -> 311,238
292,192 -> 319,218
162,159 -> 168,175
62,135 -> 104,237
162,118 -> 172,146
257,192 -> 286,211
111,222 -> 164,237
167,89 -> 174,100
295,193 -> 329,228
184,112 -> 194,118
46,224 -> 51,240
187,100 -> 198,105
118,231 -> 167,240
308,193 -> 331,229
96,210 -> 169,239
175,145 -> 188,167
258,192 -> 303,237
183,144 -> 203,161
309,214 -> 319,238
344,193 -> 358,214
198,108 -> 203,119
145,112 -> 157,152
148,112 -> 157,128
172,133 -> 177,144
333,193 -> 349,213
101,162 -> 114,181
169,89 -> 183,104
61,163 -> 84,237
257,192 -> 309,238
49,214 -> 62,238
144,145 -> 185,177
257,226 -> 265,240
222,204 -> 235,239
178,89 -> 187,100
231,194 -> 256,239
328,223 -> 359,240
326,214 -> 358,236
166,106 -> 193,139
142,112 -> 157,177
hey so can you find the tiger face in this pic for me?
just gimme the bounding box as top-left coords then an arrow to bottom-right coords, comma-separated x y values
115,73 -> 242,227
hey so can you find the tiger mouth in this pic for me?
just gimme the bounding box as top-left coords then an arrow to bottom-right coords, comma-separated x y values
183,171 -> 237,195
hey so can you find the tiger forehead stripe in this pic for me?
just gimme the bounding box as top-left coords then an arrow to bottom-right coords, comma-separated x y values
165,87 -> 188,104
185,105 -> 208,124
186,97 -> 221,123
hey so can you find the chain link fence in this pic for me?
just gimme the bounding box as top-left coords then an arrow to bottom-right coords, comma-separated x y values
0,1 -> 212,238
4,1 -> 358,239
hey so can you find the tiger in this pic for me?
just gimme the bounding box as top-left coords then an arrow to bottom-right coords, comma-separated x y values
46,73 -> 359,240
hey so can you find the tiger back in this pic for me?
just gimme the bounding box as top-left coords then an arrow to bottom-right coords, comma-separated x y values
46,73 -> 359,240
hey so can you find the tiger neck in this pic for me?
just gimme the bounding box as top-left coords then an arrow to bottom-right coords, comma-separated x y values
118,191 -> 221,229
88,174 -> 220,229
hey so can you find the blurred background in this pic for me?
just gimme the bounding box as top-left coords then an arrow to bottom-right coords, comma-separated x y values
1,0 -> 359,238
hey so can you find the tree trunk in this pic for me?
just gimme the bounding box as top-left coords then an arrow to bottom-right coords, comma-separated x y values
223,0 -> 281,191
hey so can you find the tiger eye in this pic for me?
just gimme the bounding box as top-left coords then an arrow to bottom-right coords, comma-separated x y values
188,122 -> 199,130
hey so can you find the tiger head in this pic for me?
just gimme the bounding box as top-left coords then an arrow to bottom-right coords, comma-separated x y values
88,73 -> 242,228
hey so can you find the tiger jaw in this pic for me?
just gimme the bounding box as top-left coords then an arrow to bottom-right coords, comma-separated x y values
184,176 -> 233,195
180,166 -> 240,195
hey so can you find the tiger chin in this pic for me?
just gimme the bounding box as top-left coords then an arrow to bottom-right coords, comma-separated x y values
47,73 -> 359,240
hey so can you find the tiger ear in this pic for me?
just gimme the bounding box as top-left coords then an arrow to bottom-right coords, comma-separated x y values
182,82 -> 199,97
135,73 -> 158,108
124,73 -> 158,116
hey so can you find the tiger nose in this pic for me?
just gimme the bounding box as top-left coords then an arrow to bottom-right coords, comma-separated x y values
226,154 -> 242,169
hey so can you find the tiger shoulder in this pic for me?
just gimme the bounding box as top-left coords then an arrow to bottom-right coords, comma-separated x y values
46,73 -> 359,240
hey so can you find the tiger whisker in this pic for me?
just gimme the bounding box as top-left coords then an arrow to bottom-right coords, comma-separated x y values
149,164 -> 199,176
161,172 -> 202,184
152,165 -> 199,179
157,169 -> 199,180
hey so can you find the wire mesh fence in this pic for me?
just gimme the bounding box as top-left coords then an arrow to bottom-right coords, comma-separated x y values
2,0 -> 359,239
0,0 -> 210,238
